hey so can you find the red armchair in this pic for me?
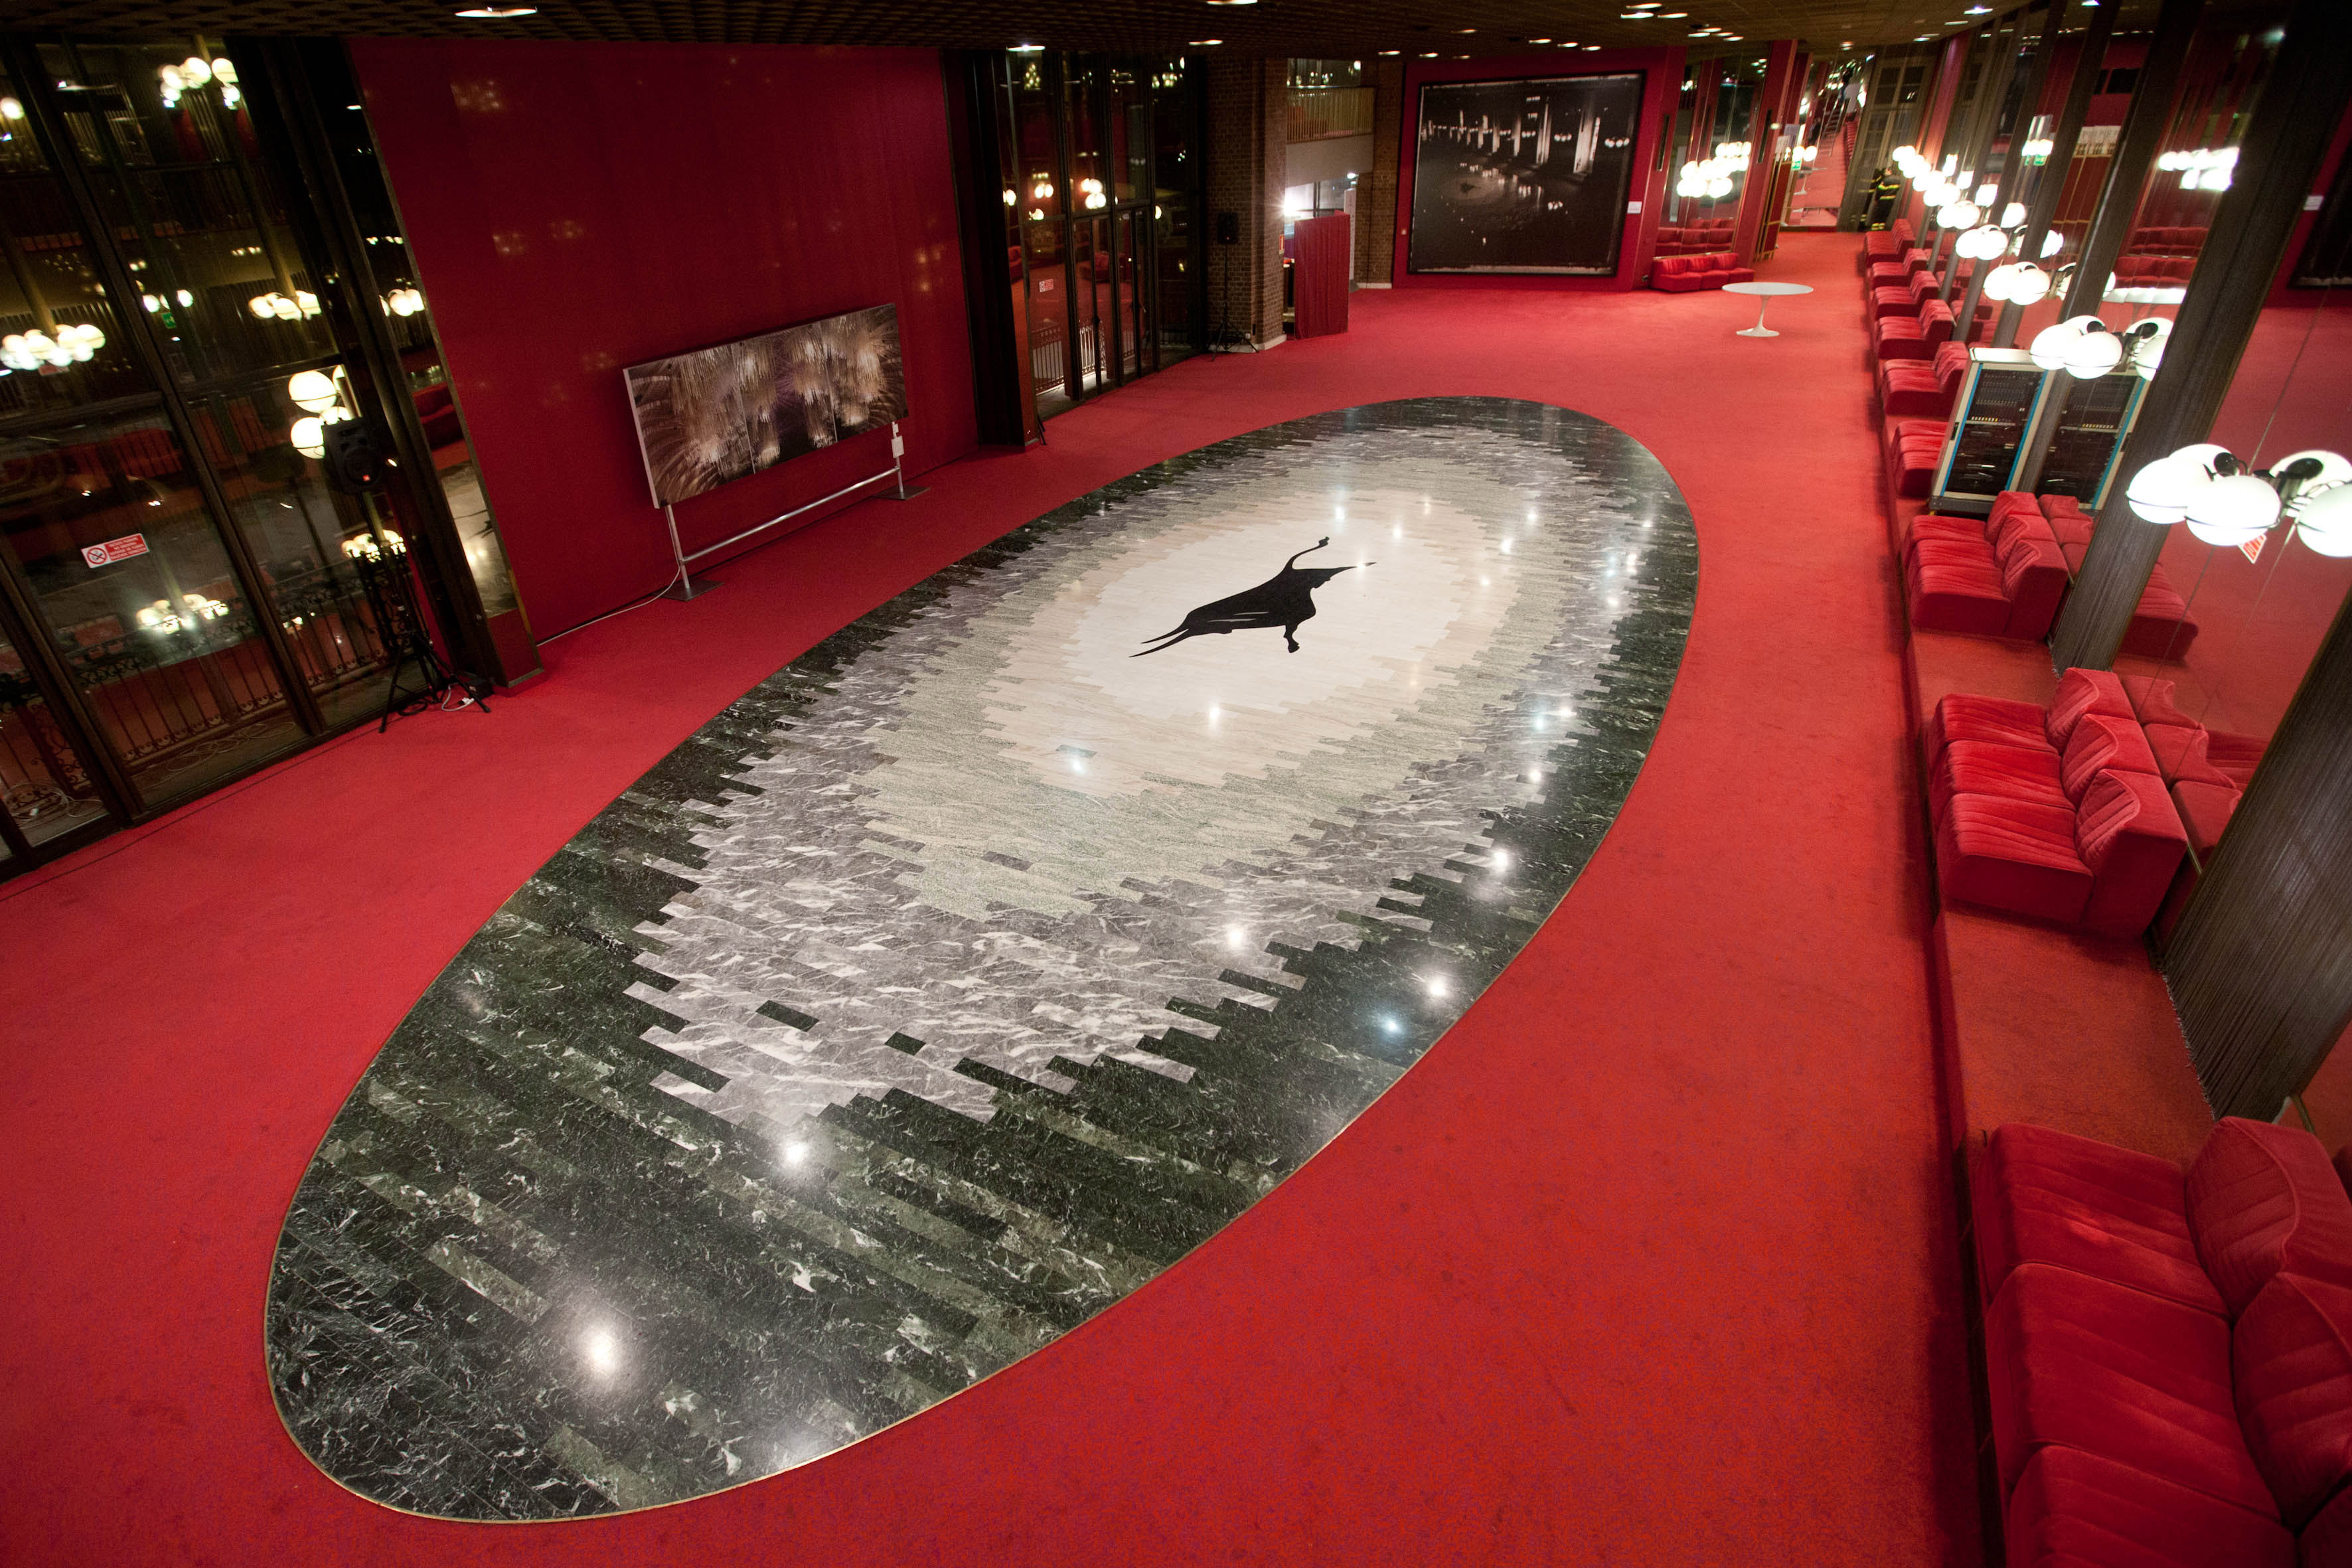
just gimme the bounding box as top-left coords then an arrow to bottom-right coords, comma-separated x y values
1648,250 -> 1754,291
1874,297 -> 1956,361
1881,341 -> 1970,420
1926,667 -> 2189,935
1972,1117 -> 2352,1568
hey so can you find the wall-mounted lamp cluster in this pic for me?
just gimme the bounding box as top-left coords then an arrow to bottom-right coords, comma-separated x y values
342,527 -> 406,561
1078,176 -> 1107,210
141,289 -> 195,312
287,367 -> 352,459
1,323 -> 104,370
384,287 -> 424,316
249,289 -> 321,321
2128,447 -> 2352,553
135,592 -> 230,635
2157,146 -> 2236,192
2028,315 -> 2167,380
158,55 -> 238,111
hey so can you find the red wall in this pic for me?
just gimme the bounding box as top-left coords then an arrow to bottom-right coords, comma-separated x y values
1391,49 -> 1682,291
351,40 -> 978,635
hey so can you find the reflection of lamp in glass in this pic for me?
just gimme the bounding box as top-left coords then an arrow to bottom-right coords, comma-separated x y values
290,416 -> 327,458
384,287 -> 424,315
1936,199 -> 1980,230
2059,323 -> 2124,378
1981,262 -> 2051,304
1956,224 -> 2008,261
2294,479 -> 2352,558
287,368 -> 340,412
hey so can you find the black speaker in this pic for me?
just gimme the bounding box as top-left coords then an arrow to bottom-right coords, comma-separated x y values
1215,210 -> 1239,245
323,417 -> 392,494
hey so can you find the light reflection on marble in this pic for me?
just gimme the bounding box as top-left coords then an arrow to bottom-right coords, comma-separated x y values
266,398 -> 1697,1519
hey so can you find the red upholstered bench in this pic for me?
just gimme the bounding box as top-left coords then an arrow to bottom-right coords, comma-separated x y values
1881,340 -> 1970,420
1649,250 -> 1753,291
1874,297 -> 1955,361
1972,1117 -> 2352,1567
1861,218 -> 1917,266
1904,498 -> 2069,639
1869,266 -> 1944,320
1884,416 -> 1947,498
1865,248 -> 1931,290
1926,667 -> 2189,934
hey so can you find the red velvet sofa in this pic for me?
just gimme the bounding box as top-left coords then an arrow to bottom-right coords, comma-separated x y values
1861,216 -> 1917,266
1874,297 -> 1958,362
1870,266 -> 1949,320
1866,247 -> 1932,289
1924,666 -> 2190,935
1904,491 -> 2071,639
1972,1116 -> 2352,1567
2125,224 -> 2209,257
1880,341 -> 1971,421
1649,251 -> 1755,291
1654,220 -> 1735,257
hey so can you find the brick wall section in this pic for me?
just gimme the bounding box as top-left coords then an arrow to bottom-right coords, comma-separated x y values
1205,56 -> 1287,345
1356,59 -> 1404,284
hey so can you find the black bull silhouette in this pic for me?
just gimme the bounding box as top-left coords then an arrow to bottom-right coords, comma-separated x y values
1134,538 -> 1370,657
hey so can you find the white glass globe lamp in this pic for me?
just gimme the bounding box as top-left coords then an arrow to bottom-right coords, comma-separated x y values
2183,474 -> 2282,546
1982,263 -> 2021,302
2001,202 -> 2025,228
2124,455 -> 2209,524
2061,326 -> 2125,378
2293,483 -> 2352,557
1937,199 -> 1980,230
290,416 -> 326,459
2029,319 -> 2085,370
2126,319 -> 2170,380
2272,449 -> 2352,497
2040,229 -> 2064,259
286,368 -> 340,413
2004,263 -> 2052,305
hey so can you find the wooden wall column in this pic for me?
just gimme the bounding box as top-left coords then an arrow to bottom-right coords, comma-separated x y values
2169,592 -> 2352,1118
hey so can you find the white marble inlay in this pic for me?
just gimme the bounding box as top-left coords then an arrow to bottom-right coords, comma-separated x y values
631,426 -> 1641,1138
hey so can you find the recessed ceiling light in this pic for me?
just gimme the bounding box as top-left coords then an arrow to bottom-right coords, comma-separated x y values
1456,26 -> 1476,33
1188,38 -> 1223,45
1206,1 -> 1255,6
1379,48 -> 1401,54
1529,37 -> 1551,43
453,4 -> 534,13
1420,51 -> 1439,57
1011,42 -> 1044,52
1967,4 -> 1991,11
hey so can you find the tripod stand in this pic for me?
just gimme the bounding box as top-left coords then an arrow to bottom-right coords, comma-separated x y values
351,534 -> 492,733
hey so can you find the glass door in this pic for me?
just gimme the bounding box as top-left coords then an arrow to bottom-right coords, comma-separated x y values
0,621 -> 115,858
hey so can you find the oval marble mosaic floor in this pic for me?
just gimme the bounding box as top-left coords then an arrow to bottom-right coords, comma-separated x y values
266,397 -> 1697,1518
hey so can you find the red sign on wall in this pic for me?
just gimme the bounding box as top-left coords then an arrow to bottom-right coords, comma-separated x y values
2240,534 -> 2266,565
81,534 -> 149,568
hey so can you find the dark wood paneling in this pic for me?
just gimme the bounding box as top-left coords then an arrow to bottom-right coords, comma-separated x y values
2168,588 -> 2352,1118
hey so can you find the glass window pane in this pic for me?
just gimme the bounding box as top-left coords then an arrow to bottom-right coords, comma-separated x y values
1110,62 -> 1146,204
1024,217 -> 1070,416
0,631 -> 111,846
0,66 -> 148,418
42,41 -> 338,385
1154,195 -> 1194,360
0,407 -> 300,805
1066,60 -> 1103,210
188,379 -> 396,729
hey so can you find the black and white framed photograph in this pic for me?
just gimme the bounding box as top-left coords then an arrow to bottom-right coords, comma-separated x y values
623,303 -> 907,508
1407,72 -> 1646,275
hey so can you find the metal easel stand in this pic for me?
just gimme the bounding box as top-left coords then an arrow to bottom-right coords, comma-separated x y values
661,422 -> 928,602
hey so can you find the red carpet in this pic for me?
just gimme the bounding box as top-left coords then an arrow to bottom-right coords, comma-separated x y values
0,234 -> 1984,1565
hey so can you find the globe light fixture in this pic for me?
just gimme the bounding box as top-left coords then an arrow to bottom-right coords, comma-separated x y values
2294,482 -> 2352,558
2184,473 -> 2282,546
1937,199 -> 1980,230
1982,262 -> 2051,304
1956,224 -> 2007,261
2125,455 -> 2211,525
289,416 -> 327,459
2029,317 -> 2086,370
286,368 -> 340,413
2127,317 -> 2170,381
2059,323 -> 2125,378
2001,202 -> 2025,228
